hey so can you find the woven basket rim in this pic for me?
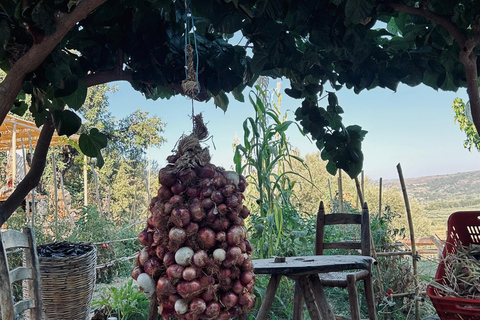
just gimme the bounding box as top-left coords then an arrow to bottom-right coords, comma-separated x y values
37,241 -> 96,260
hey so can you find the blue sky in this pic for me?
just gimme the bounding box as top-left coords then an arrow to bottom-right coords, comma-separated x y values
107,80 -> 479,180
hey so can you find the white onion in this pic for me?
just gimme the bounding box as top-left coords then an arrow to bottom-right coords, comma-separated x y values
136,273 -> 155,297
175,247 -> 194,266
213,248 -> 227,263
175,299 -> 189,315
224,171 -> 239,186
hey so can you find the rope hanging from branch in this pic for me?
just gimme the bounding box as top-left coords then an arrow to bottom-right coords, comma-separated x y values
181,0 -> 200,103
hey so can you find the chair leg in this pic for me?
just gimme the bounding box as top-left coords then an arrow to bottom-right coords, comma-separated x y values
364,275 -> 377,320
293,280 -> 304,320
346,274 -> 361,320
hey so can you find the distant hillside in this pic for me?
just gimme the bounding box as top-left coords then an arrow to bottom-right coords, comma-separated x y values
383,171 -> 480,233
383,170 -> 480,204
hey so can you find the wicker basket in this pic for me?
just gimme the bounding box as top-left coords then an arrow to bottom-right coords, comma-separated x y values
37,242 -> 97,320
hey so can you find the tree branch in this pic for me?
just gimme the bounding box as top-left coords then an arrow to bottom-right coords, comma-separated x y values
0,0 -> 109,127
384,2 -> 466,49
385,2 -> 480,137
0,116 -> 54,227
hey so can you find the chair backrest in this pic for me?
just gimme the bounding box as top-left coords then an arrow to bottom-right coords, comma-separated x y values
0,227 -> 42,320
315,201 -> 371,257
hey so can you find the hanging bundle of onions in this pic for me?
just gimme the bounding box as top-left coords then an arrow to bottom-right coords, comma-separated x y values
133,115 -> 255,320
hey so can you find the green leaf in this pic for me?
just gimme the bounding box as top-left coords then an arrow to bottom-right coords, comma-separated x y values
345,0 -> 375,25
62,81 -> 87,110
213,91 -> 229,111
250,51 -> 269,74
53,109 -> 82,136
326,160 -> 337,175
79,128 -> 108,168
31,0 -> 56,34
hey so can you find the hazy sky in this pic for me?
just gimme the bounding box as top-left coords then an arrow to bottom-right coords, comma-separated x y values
107,80 -> 479,180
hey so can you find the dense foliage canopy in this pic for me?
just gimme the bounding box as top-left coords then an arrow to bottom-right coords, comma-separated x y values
0,0 -> 479,225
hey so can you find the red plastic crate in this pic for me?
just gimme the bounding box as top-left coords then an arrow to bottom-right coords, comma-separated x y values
427,211 -> 480,319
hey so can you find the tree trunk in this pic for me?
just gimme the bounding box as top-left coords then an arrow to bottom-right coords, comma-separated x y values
0,117 -> 54,227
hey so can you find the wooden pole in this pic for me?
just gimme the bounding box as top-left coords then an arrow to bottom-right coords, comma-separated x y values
21,139 -> 30,223
338,171 -> 344,212
91,162 -> 102,214
11,123 -> 16,186
378,177 -> 383,219
59,170 -> 75,228
83,156 -> 88,206
327,179 -> 333,204
52,153 -> 59,240
28,132 -> 36,228
354,177 -> 384,297
361,170 -> 365,202
397,163 -> 420,320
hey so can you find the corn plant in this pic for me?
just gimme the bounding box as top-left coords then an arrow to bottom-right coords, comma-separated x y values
234,81 -> 313,258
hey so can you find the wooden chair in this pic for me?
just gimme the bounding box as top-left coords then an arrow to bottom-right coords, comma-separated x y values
0,227 -> 42,320
314,201 -> 376,320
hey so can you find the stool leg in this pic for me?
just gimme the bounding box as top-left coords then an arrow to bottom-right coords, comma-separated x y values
364,274 -> 377,320
293,280 -> 304,320
346,274 -> 360,320
255,274 -> 281,320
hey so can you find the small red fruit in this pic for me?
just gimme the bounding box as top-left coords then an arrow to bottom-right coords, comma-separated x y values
102,243 -> 109,249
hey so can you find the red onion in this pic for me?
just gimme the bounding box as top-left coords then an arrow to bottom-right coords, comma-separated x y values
245,280 -> 255,291
149,196 -> 159,210
201,197 -> 214,210
230,266 -> 241,279
132,266 -> 143,280
211,190 -> 224,204
216,231 -> 226,242
205,301 -> 221,318
158,166 -> 177,187
161,300 -> 176,319
238,240 -> 247,253
138,228 -> 153,247
168,227 -> 187,251
171,181 -> 185,195
166,154 -> 179,164
201,186 -> 214,198
138,247 -> 150,266
211,217 -> 230,231
164,202 -> 173,214
186,187 -> 200,198
200,178 -> 214,188
144,257 -> 162,277
221,292 -> 238,308
230,305 -> 243,317
232,280 -> 244,294
153,228 -> 168,246
225,193 -> 241,208
155,245 -> 166,260
195,164 -> 215,179
199,275 -> 215,287
198,228 -> 216,250
244,239 -> 253,255
242,257 -> 254,272
240,205 -> 250,218
221,184 -> 236,197
202,288 -> 215,302
163,251 -> 175,267
182,266 -> 198,281
232,216 -> 245,226
213,173 -> 227,188
185,222 -> 199,237
206,208 -> 217,224
240,271 -> 254,286
218,268 -> 231,280
169,194 -> 184,207
217,203 -> 228,215
157,276 -> 177,294
189,201 -> 205,221
227,225 -> 246,246
178,168 -> 196,185
177,280 -> 201,298
217,311 -> 231,320
167,264 -> 185,279
171,207 -> 191,227
192,250 -> 208,268
226,246 -> 244,266
239,292 -> 255,310
189,298 -> 206,315
158,185 -> 174,201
